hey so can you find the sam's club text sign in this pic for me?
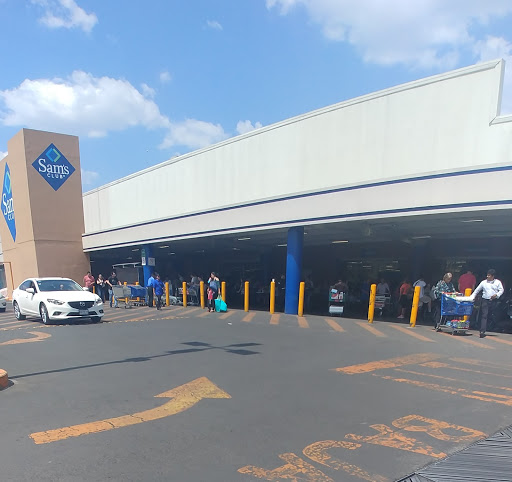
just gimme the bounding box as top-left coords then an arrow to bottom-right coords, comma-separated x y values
32,143 -> 75,191
2,163 -> 16,241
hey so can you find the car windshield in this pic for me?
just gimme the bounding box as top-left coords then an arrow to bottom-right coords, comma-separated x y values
37,279 -> 84,292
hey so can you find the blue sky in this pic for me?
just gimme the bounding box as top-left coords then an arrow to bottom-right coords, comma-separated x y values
1,0 -> 512,191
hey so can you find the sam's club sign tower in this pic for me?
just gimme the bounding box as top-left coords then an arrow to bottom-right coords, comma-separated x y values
0,129 -> 90,295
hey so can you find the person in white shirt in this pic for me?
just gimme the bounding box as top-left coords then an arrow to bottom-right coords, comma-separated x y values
413,276 -> 431,314
376,279 -> 390,296
471,269 -> 504,338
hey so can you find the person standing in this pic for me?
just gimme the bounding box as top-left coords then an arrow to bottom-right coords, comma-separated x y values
207,272 -> 219,312
432,272 -> 456,330
458,269 -> 477,294
83,271 -> 95,293
413,275 -> 432,315
147,272 -> 155,308
153,274 -> 165,310
376,278 -> 390,296
397,278 -> 412,319
96,274 -> 106,302
471,269 -> 504,338
106,271 -> 120,308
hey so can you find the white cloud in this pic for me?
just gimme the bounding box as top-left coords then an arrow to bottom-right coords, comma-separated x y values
474,36 -> 512,113
266,0 -> 512,70
81,168 -> 99,186
141,83 -> 156,98
159,71 -> 172,84
207,20 -> 223,31
0,151 -> 7,160
32,0 -> 98,33
0,71 -> 170,138
236,120 -> 263,135
160,119 -> 228,150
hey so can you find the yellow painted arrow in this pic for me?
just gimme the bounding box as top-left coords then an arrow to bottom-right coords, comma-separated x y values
30,377 -> 231,444
0,331 -> 51,346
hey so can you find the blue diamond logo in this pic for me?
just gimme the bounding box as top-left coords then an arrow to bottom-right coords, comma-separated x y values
2,163 -> 16,242
4,170 -> 11,195
32,143 -> 75,191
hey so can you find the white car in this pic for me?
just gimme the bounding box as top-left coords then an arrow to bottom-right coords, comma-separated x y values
0,293 -> 6,312
12,277 -> 104,324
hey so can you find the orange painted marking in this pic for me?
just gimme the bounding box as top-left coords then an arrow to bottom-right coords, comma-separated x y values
242,312 -> 256,323
450,357 -> 512,371
219,311 -> 235,320
422,361 -> 512,379
345,423 -> 446,459
396,368 -> 512,392
297,316 -> 309,329
0,320 -> 33,327
270,314 -> 280,325
197,309 -> 211,318
392,415 -> 485,442
303,440 -> 387,482
335,353 -> 441,374
356,320 -> 386,337
30,377 -> 231,444
389,324 -> 434,342
377,374 -> 512,406
486,336 -> 512,347
325,318 -> 344,332
239,453 -> 333,481
440,332 -> 494,350
0,331 -> 51,346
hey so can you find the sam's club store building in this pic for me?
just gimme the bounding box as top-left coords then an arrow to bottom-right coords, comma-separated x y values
1,60 -> 512,314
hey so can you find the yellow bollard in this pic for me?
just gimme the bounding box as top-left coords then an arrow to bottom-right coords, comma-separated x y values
182,281 -> 187,307
221,281 -> 226,303
410,285 -> 421,327
92,285 -> 95,294
270,281 -> 276,314
298,281 -> 305,317
464,288 -> 472,321
368,283 -> 377,323
200,281 -> 205,308
244,281 -> 249,312
136,281 -> 140,302
123,281 -> 128,305
165,282 -> 170,307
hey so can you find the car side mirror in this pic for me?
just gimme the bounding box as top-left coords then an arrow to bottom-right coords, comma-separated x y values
26,288 -> 35,294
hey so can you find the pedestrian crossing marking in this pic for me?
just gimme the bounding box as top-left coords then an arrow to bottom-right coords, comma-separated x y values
356,321 -> 386,337
437,332 -> 494,350
242,312 -> 256,323
390,324 -> 435,342
324,318 -> 344,332
485,336 -> 512,347
270,314 -> 280,325
297,316 -> 309,329
219,311 -> 235,320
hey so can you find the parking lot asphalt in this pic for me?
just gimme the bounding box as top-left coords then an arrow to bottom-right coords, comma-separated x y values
1,304 -> 512,481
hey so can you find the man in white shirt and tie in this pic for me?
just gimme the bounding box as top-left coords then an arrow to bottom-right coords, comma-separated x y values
471,269 -> 504,338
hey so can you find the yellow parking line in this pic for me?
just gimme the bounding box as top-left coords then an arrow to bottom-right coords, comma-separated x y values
242,312 -> 256,323
390,324 -> 435,342
335,353 -> 441,374
297,316 -> 309,328
219,311 -> 235,320
439,333 -> 494,350
325,318 -> 344,332
485,336 -> 512,347
270,314 -> 280,325
356,321 -> 386,338
198,310 -> 211,318
0,320 -> 32,327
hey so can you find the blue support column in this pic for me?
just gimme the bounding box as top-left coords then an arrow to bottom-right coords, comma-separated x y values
285,227 -> 304,315
142,245 -> 154,287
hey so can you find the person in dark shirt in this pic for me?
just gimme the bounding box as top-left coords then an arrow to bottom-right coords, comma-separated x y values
106,272 -> 120,308
153,274 -> 165,310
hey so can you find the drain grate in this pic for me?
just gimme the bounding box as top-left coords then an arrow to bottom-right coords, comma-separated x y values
398,424 -> 512,482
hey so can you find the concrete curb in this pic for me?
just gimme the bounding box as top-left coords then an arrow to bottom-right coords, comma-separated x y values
0,369 -> 8,389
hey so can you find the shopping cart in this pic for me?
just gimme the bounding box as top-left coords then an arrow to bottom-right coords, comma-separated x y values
328,288 -> 345,316
436,293 -> 473,335
375,294 -> 391,317
112,285 -> 133,309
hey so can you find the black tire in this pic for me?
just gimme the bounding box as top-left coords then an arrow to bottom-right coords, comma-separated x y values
91,316 -> 102,323
40,303 -> 51,325
14,302 -> 26,320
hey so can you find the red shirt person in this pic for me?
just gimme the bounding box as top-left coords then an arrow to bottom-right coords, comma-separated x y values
458,270 -> 476,293
83,271 -> 95,292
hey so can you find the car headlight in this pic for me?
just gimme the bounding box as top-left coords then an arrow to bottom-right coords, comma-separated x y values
47,299 -> 65,305
94,297 -> 103,305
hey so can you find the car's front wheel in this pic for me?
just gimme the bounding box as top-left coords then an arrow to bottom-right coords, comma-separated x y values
14,301 -> 26,320
40,303 -> 51,325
